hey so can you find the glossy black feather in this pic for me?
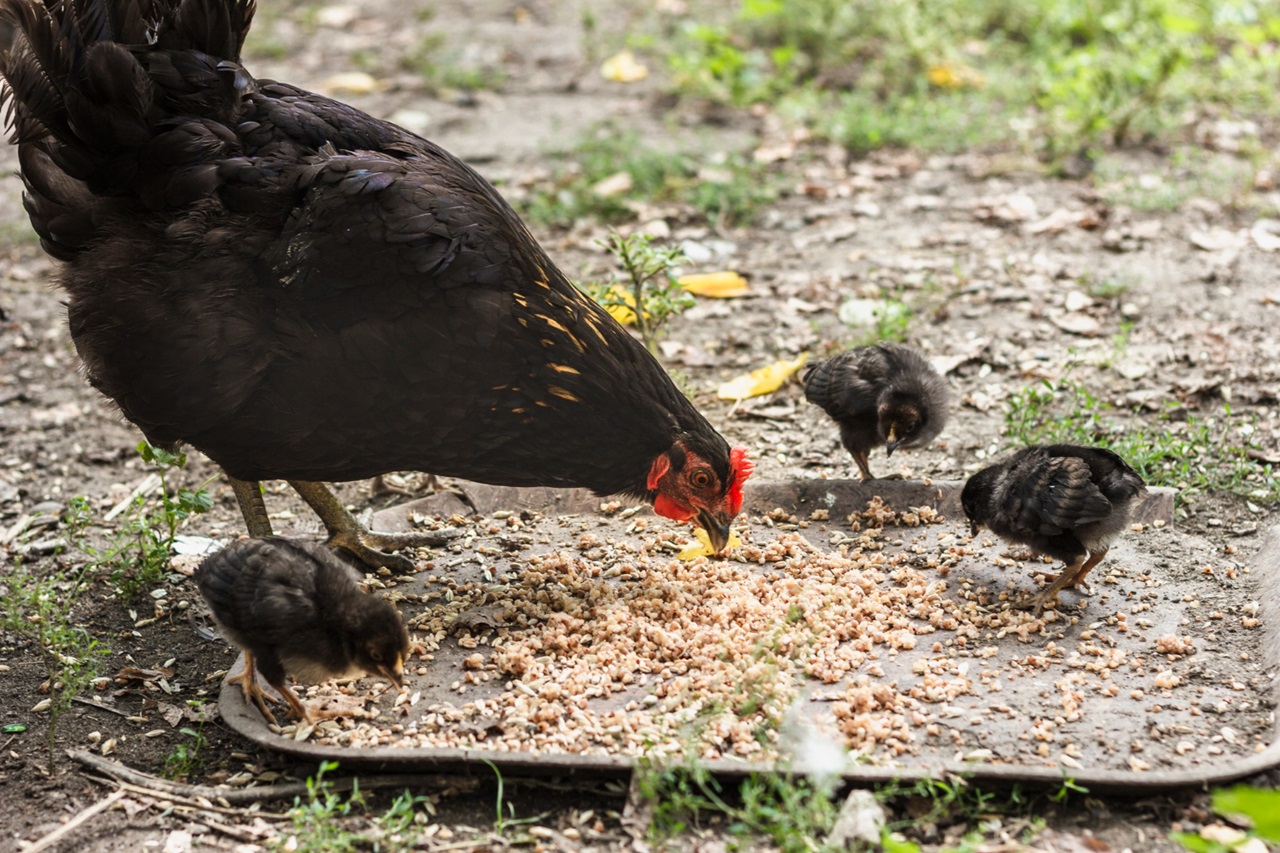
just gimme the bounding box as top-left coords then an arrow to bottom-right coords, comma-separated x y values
803,343 -> 950,475
0,0 -> 732,501
961,444 -> 1147,565
194,537 -> 407,687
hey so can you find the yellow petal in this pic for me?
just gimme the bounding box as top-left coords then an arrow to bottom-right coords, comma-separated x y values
600,50 -> 649,83
678,271 -> 750,298
678,527 -> 743,560
717,353 -> 809,401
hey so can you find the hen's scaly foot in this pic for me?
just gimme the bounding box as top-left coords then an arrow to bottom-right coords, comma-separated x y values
289,480 -> 462,574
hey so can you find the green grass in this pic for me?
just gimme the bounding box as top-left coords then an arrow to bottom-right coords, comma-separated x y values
405,33 -> 509,94
1002,376 -> 1279,502
634,759 -> 840,851
519,125 -> 775,229
0,555 -> 109,768
632,760 -> 1088,852
277,762 -> 437,852
657,0 -> 1280,163
1094,146 -> 1260,211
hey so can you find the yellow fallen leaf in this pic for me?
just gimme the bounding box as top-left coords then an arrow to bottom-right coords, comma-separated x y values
717,353 -> 809,401
601,49 -> 649,83
600,284 -> 647,325
678,527 -> 743,561
319,71 -> 381,95
678,271 -> 750,298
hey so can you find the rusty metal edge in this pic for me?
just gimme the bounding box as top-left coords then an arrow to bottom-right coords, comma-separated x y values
220,488 -> 1277,794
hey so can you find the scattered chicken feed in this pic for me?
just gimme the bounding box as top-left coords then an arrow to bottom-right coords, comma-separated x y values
222,483 -> 1277,782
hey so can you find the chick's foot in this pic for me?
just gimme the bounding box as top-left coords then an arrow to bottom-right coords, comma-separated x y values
226,654 -> 280,726
1014,556 -> 1089,615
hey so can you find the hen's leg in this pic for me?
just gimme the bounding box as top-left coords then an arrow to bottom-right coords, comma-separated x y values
289,480 -> 458,574
228,476 -> 273,536
225,651 -> 279,726
1016,556 -> 1087,615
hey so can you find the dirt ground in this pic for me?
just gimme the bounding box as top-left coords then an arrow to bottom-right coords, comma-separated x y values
1,0 -> 1278,851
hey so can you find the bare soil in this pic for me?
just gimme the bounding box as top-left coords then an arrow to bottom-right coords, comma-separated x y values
1,1 -> 1278,851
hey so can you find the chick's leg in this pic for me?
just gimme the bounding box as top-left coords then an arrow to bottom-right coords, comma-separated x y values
268,679 -> 313,725
1016,556 -> 1087,615
1069,547 -> 1108,593
225,651 -> 279,726
289,480 -> 458,574
852,449 -> 874,481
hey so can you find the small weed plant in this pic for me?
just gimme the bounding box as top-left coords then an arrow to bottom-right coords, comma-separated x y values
584,230 -> 693,354
68,441 -> 213,599
163,722 -> 207,781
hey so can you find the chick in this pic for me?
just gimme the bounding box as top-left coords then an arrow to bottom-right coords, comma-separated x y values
195,537 -> 409,724
803,344 -> 951,480
961,444 -> 1147,614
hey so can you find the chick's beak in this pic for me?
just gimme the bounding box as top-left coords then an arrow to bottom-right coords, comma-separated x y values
386,653 -> 405,687
697,508 -> 732,553
968,520 -> 981,538
884,426 -> 901,458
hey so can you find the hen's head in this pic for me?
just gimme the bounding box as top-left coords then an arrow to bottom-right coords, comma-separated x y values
646,439 -> 753,552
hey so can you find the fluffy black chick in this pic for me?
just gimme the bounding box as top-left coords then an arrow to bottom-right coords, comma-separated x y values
803,344 -> 951,480
195,537 -> 409,724
961,444 -> 1147,614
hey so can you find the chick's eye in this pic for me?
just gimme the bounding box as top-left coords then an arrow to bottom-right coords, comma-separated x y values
368,649 -> 384,662
690,469 -> 712,489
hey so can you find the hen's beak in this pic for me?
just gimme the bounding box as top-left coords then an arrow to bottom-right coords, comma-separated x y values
884,425 -> 901,458
697,508 -> 732,553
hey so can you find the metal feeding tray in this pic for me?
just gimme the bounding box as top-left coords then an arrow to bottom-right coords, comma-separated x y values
220,479 -> 1280,792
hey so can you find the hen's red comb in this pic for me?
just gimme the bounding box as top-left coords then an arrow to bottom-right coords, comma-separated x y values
727,446 -> 753,514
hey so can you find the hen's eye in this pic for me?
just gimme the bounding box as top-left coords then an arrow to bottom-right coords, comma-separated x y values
690,469 -> 712,488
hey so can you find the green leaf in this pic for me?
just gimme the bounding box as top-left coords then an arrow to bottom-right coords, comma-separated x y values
2,724 -> 26,733
1212,785 -> 1280,841
881,830 -> 923,853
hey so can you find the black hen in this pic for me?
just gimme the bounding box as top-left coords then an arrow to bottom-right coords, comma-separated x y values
961,444 -> 1147,613
196,537 -> 408,723
803,344 -> 950,480
0,0 -> 752,568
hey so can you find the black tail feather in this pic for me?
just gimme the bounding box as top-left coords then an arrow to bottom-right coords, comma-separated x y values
0,0 -> 256,256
